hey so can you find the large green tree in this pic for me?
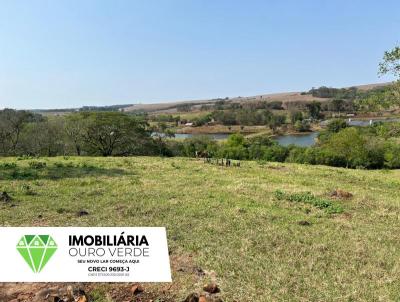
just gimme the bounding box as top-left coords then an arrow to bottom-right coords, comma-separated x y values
378,45 -> 400,108
80,112 -> 150,156
306,101 -> 322,119
65,114 -> 87,155
379,46 -> 400,78
0,109 -> 39,155
20,117 -> 66,156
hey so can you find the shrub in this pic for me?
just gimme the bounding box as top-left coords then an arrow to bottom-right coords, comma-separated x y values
294,120 -> 311,132
193,114 -> 212,126
28,161 -> 47,169
262,145 -> 288,162
0,162 -> 17,169
286,146 -> 308,164
326,119 -> 347,133
384,142 -> 400,168
314,148 -> 347,167
182,136 -> 218,157
219,145 -> 248,160
274,190 -> 343,214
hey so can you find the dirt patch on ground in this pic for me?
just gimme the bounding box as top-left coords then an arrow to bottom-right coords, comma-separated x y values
330,189 -> 353,199
0,250 -> 222,302
0,282 -> 177,302
266,165 -> 289,171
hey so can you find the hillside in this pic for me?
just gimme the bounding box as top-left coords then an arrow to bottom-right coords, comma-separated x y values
124,82 -> 391,114
1,156 -> 399,301
27,82 -> 390,115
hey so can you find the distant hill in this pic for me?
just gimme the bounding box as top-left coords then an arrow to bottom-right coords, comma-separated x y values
29,82 -> 391,114
32,104 -> 133,115
124,82 -> 391,114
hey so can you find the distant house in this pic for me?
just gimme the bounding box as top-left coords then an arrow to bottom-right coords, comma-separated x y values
185,122 -> 194,127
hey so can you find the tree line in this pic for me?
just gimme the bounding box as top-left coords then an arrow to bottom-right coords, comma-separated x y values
2,108 -> 400,169
165,120 -> 400,169
0,110 -> 159,157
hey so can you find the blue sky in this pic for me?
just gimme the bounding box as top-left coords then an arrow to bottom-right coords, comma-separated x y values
0,0 -> 399,109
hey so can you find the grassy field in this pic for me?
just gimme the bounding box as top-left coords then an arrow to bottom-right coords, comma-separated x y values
1,157 -> 400,301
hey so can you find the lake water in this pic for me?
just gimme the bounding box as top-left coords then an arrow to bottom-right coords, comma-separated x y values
321,117 -> 400,127
272,132 -> 319,147
154,132 -> 318,146
273,118 -> 400,147
152,132 -> 230,140
174,133 -> 230,140
348,118 -> 400,126
154,118 -> 400,147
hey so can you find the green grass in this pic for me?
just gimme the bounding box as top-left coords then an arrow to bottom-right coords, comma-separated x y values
274,190 -> 344,214
1,157 -> 400,301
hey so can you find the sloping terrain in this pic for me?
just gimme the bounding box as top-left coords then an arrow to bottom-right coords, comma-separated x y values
0,157 -> 399,301
124,82 -> 390,113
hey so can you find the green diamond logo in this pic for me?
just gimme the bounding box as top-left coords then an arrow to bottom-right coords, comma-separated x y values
16,235 -> 57,273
